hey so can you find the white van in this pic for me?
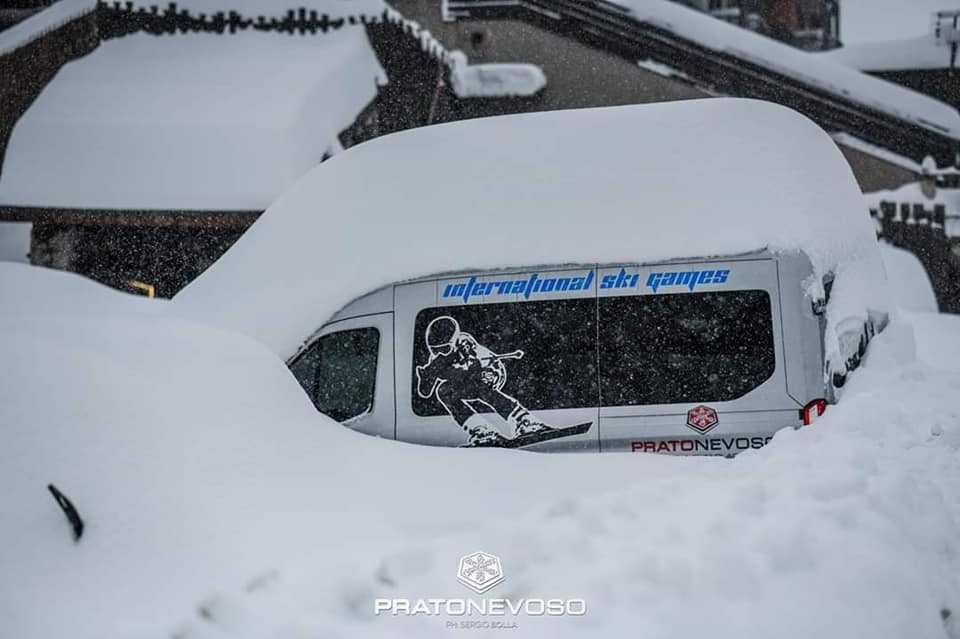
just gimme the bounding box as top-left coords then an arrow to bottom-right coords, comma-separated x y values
288,250 -> 882,454
171,100 -> 890,455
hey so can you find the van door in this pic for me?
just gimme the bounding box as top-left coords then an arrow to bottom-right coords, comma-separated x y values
394,268 -> 600,451
597,259 -> 800,455
288,313 -> 395,440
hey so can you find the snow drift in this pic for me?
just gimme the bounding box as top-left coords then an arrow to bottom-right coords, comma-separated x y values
878,242 -> 938,313
1,263 -> 958,638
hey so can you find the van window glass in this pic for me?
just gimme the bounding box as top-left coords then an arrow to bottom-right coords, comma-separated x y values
290,327 -> 379,421
412,299 -> 598,416
599,291 -> 775,405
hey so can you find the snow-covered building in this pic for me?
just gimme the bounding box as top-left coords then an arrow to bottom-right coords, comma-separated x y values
865,161 -> 960,313
0,0 -> 546,296
414,0 -> 960,191
0,12 -> 386,295
818,7 -> 960,109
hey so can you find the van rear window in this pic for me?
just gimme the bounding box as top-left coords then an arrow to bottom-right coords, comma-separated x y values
412,300 -> 598,416
599,290 -> 775,405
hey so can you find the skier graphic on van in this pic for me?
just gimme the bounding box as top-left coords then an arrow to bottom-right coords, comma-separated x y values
415,315 -> 591,448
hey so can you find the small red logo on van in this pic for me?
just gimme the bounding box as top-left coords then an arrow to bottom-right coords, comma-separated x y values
686,405 -> 718,433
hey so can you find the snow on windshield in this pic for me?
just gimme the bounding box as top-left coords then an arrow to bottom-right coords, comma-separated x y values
172,99 -> 888,376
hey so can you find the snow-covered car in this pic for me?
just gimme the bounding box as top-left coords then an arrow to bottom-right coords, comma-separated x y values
172,98 -> 891,455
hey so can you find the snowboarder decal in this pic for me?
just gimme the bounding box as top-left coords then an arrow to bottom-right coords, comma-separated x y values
415,315 -> 592,448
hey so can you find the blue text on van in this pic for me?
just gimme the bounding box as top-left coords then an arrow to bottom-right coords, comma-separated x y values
646,269 -> 729,293
442,271 -> 594,303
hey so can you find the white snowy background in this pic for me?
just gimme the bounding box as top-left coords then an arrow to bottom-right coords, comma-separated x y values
1,101 -> 958,638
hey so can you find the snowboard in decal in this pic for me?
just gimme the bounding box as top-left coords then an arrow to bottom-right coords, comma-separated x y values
415,315 -> 591,447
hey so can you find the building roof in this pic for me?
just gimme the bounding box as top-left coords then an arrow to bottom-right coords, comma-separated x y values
820,0 -> 960,72
838,0 -> 955,47
0,27 -> 386,211
608,0 -> 960,139
820,35 -> 956,73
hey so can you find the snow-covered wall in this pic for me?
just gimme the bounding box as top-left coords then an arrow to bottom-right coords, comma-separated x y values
172,99 -> 888,374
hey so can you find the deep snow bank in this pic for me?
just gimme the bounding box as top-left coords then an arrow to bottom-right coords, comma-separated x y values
0,264 -> 665,637
172,99 -> 887,367
878,242 -> 938,313
162,312 -> 960,639
2,270 -> 958,638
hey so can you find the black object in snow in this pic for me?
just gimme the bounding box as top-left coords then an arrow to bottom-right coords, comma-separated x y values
47,484 -> 84,543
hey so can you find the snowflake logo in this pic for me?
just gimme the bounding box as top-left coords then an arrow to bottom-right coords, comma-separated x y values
686,405 -> 719,433
457,551 -> 504,594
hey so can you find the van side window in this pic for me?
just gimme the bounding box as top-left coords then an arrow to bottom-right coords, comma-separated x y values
289,327 -> 380,421
599,291 -> 775,405
412,299 -> 598,415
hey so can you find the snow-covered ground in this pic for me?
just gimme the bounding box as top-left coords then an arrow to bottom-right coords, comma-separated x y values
0,28 -> 385,211
2,260 -> 958,638
2,100 -> 955,638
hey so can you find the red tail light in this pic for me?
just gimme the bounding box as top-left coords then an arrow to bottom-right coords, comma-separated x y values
801,399 -> 827,426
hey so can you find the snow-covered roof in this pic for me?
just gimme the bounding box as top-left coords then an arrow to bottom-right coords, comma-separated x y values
124,0 -> 386,17
0,28 -> 386,211
607,0 -> 960,139
839,0 -> 957,47
172,99 -> 886,363
820,35 -> 956,72
0,0 -> 96,56
823,0 -> 960,72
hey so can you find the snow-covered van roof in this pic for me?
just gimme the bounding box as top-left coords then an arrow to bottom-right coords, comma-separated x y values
0,28 -> 385,211
172,99 -> 887,364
